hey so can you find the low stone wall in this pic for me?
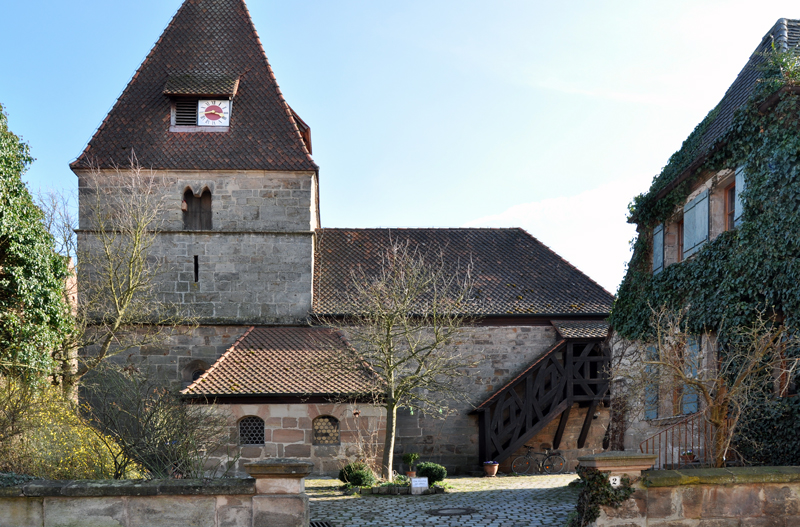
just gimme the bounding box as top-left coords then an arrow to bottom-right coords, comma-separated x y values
591,462 -> 800,527
0,459 -> 312,527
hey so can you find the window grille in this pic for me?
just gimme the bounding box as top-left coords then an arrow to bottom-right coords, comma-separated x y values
313,416 -> 340,445
239,416 -> 264,445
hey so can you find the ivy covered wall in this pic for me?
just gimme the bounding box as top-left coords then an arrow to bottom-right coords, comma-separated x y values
610,53 -> 800,464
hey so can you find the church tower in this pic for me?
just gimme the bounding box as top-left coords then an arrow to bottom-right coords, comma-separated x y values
72,0 -> 318,379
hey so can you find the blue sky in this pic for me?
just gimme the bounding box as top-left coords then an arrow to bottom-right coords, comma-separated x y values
3,0 -> 799,292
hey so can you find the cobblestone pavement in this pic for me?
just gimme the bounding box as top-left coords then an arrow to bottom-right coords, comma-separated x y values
307,473 -> 579,527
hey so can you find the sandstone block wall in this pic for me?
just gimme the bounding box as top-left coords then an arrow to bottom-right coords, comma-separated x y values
392,325 -> 562,474
595,467 -> 800,527
77,169 -> 316,325
0,477 -> 311,527
210,403 -> 386,477
77,170 -> 317,233
500,404 -> 610,474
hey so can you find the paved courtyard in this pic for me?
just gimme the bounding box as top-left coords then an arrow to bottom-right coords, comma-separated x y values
307,473 -> 579,527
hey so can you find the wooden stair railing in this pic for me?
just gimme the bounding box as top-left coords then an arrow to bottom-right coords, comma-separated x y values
474,340 -> 609,464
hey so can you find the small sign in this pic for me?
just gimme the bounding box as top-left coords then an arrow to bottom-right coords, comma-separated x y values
411,477 -> 429,488
609,475 -> 622,488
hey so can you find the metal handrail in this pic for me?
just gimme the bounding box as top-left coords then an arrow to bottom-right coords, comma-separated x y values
639,412 -> 714,469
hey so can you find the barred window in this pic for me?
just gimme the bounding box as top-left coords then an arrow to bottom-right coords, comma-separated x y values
313,416 -> 340,445
239,416 -> 264,445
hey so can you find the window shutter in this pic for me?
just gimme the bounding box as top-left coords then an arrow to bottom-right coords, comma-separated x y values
683,189 -> 709,259
644,345 -> 659,420
734,165 -> 746,226
681,337 -> 700,414
652,224 -> 664,275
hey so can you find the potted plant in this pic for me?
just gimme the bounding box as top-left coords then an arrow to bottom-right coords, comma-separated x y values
403,453 -> 420,477
680,450 -> 695,463
483,460 -> 499,477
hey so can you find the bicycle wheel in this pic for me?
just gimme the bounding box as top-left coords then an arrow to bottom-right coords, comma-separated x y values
511,456 -> 532,474
543,454 -> 567,474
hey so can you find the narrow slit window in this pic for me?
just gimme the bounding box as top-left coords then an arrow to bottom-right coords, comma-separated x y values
725,182 -> 736,231
193,255 -> 199,282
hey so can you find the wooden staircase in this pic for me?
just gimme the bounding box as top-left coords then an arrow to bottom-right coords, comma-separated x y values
474,339 -> 609,464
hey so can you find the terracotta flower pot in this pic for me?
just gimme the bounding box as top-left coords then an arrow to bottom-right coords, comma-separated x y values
484,463 -> 499,477
406,471 -> 416,477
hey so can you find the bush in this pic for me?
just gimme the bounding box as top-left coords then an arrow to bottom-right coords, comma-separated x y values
402,452 -> 420,469
0,380 -> 133,480
416,462 -> 446,483
338,461 -> 377,487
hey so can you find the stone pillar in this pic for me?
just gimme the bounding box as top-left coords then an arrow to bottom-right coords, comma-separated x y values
245,458 -> 313,527
577,451 -> 657,480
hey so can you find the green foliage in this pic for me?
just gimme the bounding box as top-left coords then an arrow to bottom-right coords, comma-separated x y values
0,103 -> 71,379
402,452 -> 420,469
565,466 -> 635,527
415,461 -> 446,483
612,46 -> 800,465
338,461 -> 377,487
734,394 -> 800,466
0,380 -> 135,479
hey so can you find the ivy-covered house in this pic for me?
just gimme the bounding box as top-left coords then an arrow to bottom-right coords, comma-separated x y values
611,18 -> 800,464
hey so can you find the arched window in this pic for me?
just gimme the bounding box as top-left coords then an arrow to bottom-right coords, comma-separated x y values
182,188 -> 212,230
313,416 -> 340,445
239,416 -> 265,445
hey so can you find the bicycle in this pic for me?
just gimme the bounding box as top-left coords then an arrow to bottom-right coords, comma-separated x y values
511,447 -> 566,475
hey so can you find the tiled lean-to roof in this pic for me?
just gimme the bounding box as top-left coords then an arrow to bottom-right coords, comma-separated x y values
551,320 -> 610,340
71,0 -> 316,172
182,327 -> 376,397
313,228 -> 614,317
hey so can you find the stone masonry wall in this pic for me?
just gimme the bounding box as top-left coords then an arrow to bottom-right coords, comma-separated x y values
595,466 -> 800,527
76,169 -> 316,325
500,404 -> 610,474
97,325 -> 250,387
391,325 -> 562,474
207,403 -> 386,477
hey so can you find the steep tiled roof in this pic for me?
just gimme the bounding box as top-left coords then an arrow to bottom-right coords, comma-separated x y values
694,19 -> 800,157
71,0 -> 316,172
551,320 -> 609,339
182,327 -> 375,396
655,18 -> 800,193
313,228 -> 613,317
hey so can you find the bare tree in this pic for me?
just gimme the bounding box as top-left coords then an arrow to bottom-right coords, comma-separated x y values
318,241 -> 478,479
610,306 -> 799,467
82,363 -> 234,479
38,157 -> 194,393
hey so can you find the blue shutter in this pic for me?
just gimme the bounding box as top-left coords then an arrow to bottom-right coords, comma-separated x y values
644,346 -> 659,420
683,189 -> 709,259
652,224 -> 664,275
681,337 -> 700,414
734,166 -> 746,227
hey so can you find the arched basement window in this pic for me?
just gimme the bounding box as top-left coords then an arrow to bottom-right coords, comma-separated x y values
313,416 -> 340,445
182,188 -> 212,230
239,416 -> 265,445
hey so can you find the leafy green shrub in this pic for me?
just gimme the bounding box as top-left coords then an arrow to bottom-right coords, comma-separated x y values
338,461 -> 376,487
416,462 -> 446,483
402,452 -> 420,470
566,466 -> 634,527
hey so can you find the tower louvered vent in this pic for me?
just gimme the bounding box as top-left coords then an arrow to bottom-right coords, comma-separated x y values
175,99 -> 198,126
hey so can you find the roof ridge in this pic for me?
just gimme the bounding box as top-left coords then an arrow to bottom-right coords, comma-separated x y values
238,0 -> 315,166
71,0 -> 189,169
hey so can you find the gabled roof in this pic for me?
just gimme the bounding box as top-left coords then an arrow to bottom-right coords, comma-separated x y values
651,18 -> 800,201
71,0 -> 316,172
182,327 -> 375,397
312,228 -> 614,317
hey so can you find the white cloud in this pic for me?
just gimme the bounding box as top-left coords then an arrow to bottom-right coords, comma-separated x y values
462,177 -> 648,294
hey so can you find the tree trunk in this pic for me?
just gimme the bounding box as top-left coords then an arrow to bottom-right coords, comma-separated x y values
381,402 -> 397,480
